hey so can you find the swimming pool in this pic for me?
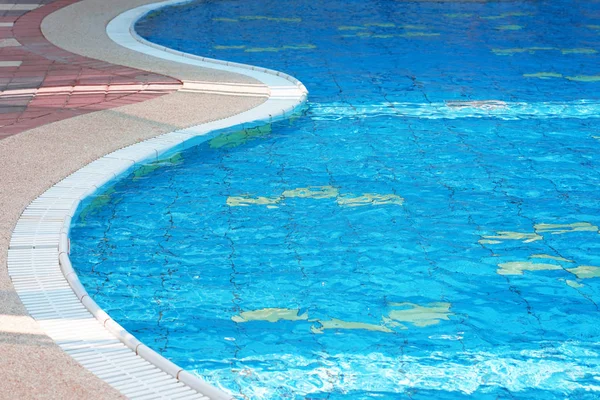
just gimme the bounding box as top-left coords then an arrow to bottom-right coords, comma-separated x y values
71,0 -> 600,398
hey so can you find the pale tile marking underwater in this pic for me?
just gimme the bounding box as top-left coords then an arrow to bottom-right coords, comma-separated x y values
232,308 -> 309,323
227,186 -> 404,208
231,303 -> 454,334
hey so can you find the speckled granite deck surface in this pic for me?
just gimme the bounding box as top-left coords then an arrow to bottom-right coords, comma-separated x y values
72,0 -> 600,399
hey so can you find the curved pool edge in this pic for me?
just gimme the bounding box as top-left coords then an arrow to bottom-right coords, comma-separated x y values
8,1 -> 308,399
124,0 -> 308,92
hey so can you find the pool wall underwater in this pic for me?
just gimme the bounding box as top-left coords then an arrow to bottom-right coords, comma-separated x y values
7,0 -> 307,398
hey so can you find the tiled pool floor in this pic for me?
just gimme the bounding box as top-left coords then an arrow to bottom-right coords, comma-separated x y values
72,0 -> 600,399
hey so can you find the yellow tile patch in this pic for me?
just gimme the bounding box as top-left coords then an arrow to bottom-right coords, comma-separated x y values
401,25 -> 427,30
213,45 -> 246,50
497,261 -> 562,276
227,195 -> 282,207
209,125 -> 271,149
239,16 -> 301,23
245,47 -> 281,53
482,12 -> 532,20
565,75 -> 600,82
311,318 -> 393,334
244,44 -> 316,53
478,239 -> 502,245
479,231 -> 542,244
497,25 -> 523,31
337,25 -> 366,31
132,153 -> 184,181
212,17 -> 238,22
495,48 -> 595,56
282,186 -> 339,199
398,32 -> 440,37
228,188 -> 403,207
344,32 -> 440,39
492,47 -> 555,55
387,302 -> 453,327
567,266 -> 600,279
566,280 -> 585,288
364,22 -> 395,28
78,187 -> 120,222
531,254 -> 573,262
586,25 -> 600,30
492,48 -> 527,56
276,17 -> 302,23
337,193 -> 404,207
382,316 -> 407,329
132,164 -> 163,180
534,222 -> 598,234
283,44 -> 317,50
523,72 -> 563,79
232,308 -> 308,323
560,48 -> 597,54
444,13 -> 473,18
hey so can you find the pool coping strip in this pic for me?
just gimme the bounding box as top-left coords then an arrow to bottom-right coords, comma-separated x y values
8,0 -> 307,399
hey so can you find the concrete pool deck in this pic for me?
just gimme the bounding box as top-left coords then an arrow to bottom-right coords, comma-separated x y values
0,0 -> 272,397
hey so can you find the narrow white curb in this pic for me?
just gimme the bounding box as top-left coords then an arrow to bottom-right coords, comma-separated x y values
8,1 -> 307,399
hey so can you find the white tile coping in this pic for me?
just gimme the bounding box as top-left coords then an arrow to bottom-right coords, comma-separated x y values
8,0 -> 308,399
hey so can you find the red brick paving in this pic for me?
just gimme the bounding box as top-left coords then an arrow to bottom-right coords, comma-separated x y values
0,0 -> 182,139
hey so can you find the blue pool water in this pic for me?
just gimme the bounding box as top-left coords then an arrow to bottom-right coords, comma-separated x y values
71,0 -> 600,398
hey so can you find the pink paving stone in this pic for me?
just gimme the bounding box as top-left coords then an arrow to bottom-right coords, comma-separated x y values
46,67 -> 81,74
77,79 -> 112,85
28,101 -> 68,108
42,78 -> 77,86
67,100 -> 101,107
104,94 -> 132,101
0,50 -> 23,57
13,71 -> 43,77
71,93 -> 107,101
13,28 -> 39,36
17,110 -> 53,119
80,103 -> 114,111
0,67 -> 20,73
0,112 -> 23,120
73,86 -> 108,92
102,99 -> 141,106
0,0 -> 181,140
